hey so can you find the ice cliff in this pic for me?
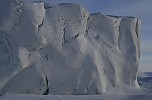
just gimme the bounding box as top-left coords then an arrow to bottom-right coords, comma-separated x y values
0,0 -> 141,95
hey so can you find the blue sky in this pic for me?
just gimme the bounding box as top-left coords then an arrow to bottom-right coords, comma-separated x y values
25,0 -> 152,72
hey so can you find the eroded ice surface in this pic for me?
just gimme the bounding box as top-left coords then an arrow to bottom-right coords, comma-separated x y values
0,0 -> 141,95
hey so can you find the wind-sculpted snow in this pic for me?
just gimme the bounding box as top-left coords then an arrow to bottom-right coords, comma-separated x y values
0,0 -> 141,95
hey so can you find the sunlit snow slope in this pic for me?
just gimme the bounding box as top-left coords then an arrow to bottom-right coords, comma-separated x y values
0,0 -> 141,95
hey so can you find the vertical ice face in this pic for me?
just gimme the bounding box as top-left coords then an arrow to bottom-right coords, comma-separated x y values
0,0 -> 141,95
87,13 -> 141,92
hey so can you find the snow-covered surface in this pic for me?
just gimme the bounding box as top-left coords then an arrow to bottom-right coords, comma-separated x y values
0,0 -> 142,95
1,93 -> 152,100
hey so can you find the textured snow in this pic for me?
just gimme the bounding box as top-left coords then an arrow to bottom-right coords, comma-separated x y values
1,94 -> 152,100
0,0 -> 142,95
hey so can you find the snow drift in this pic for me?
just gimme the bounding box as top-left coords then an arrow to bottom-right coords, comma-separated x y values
0,0 -> 141,95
